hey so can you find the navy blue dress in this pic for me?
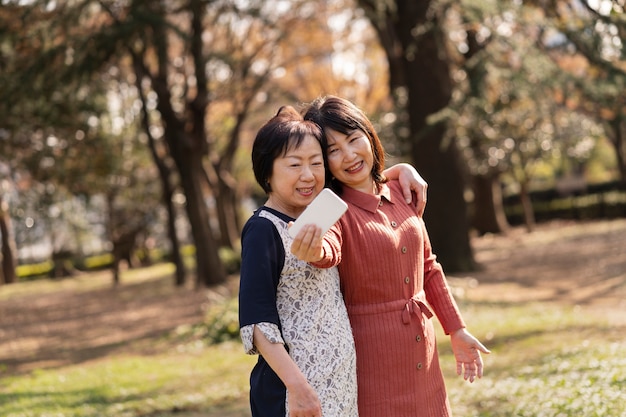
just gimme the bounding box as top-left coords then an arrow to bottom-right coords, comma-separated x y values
238,207 -> 358,417
239,208 -> 288,416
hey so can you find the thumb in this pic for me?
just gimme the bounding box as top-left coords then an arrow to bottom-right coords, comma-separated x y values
475,341 -> 491,354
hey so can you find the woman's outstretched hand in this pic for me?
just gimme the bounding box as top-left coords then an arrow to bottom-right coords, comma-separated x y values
450,328 -> 491,383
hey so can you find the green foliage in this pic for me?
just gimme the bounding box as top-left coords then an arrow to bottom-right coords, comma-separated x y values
0,342 -> 254,417
12,244 -> 241,283
446,0 -> 624,193
170,294 -> 240,347
437,302 -> 626,417
203,297 -> 240,345
81,253 -> 114,270
15,261 -> 54,279
452,343 -> 625,416
219,246 -> 242,275
504,187 -> 626,223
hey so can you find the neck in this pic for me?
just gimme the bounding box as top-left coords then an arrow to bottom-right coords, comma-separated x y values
264,198 -> 304,219
347,179 -> 377,195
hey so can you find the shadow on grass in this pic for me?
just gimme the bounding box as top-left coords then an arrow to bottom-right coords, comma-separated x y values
0,272 -> 229,376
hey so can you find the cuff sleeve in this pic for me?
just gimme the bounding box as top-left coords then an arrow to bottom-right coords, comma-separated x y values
240,322 -> 285,355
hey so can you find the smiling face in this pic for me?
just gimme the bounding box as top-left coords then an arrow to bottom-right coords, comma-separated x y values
302,96 -> 387,194
265,134 -> 326,218
325,127 -> 375,194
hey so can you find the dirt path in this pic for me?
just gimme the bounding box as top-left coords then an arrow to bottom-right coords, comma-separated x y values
1,219 -> 625,376
0,267 -> 238,374
452,219 -> 626,320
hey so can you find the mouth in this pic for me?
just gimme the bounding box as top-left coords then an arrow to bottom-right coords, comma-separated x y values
345,161 -> 363,173
298,187 -> 315,196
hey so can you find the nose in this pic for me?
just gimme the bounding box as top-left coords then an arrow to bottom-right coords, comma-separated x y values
344,146 -> 357,162
300,165 -> 315,180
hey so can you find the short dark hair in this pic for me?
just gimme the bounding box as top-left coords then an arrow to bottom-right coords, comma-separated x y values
302,95 -> 387,192
252,105 -> 325,194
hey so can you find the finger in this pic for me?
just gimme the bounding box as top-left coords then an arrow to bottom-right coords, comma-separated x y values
301,224 -> 316,245
298,229 -> 315,256
305,225 -> 322,248
291,225 -> 314,255
466,360 -> 475,376
403,186 -> 412,204
476,355 -> 484,378
466,362 -> 477,382
456,360 -> 462,376
416,199 -> 426,216
403,180 -> 419,205
412,183 -> 426,214
290,234 -> 304,255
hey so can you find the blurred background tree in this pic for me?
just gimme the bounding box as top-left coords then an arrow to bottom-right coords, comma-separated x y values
0,0 -> 624,286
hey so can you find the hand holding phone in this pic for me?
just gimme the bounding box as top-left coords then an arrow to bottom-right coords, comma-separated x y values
288,189 -> 348,238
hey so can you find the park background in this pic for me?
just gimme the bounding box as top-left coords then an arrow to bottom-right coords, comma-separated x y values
0,0 -> 625,416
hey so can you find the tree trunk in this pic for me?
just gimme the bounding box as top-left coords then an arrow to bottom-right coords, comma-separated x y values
155,108 -> 226,287
413,126 -> 475,272
472,173 -> 509,235
519,181 -> 536,233
609,116 -> 626,184
212,95 -> 257,249
360,0 -> 476,272
463,27 -> 508,236
215,171 -> 241,249
132,56 -> 187,287
139,0 -> 226,287
177,154 -> 226,287
162,185 -> 186,286
0,200 -> 17,285
51,250 -> 77,279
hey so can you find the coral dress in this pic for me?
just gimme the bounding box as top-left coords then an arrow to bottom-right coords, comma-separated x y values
314,181 -> 466,417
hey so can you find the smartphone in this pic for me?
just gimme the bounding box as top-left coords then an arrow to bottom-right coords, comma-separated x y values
288,188 -> 348,238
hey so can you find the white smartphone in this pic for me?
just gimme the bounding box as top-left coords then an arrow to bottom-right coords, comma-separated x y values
288,188 -> 348,238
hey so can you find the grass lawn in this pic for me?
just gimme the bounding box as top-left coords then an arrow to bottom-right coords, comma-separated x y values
439,300 -> 626,416
1,219 -> 625,416
2,292 -> 624,416
0,341 -> 255,417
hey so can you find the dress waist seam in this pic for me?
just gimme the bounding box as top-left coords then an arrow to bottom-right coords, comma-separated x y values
346,292 -> 430,316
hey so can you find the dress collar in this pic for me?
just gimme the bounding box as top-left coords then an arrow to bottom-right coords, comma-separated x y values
340,182 -> 394,213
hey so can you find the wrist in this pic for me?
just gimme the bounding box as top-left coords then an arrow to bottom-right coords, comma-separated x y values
315,246 -> 325,262
283,371 -> 309,391
451,327 -> 467,337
